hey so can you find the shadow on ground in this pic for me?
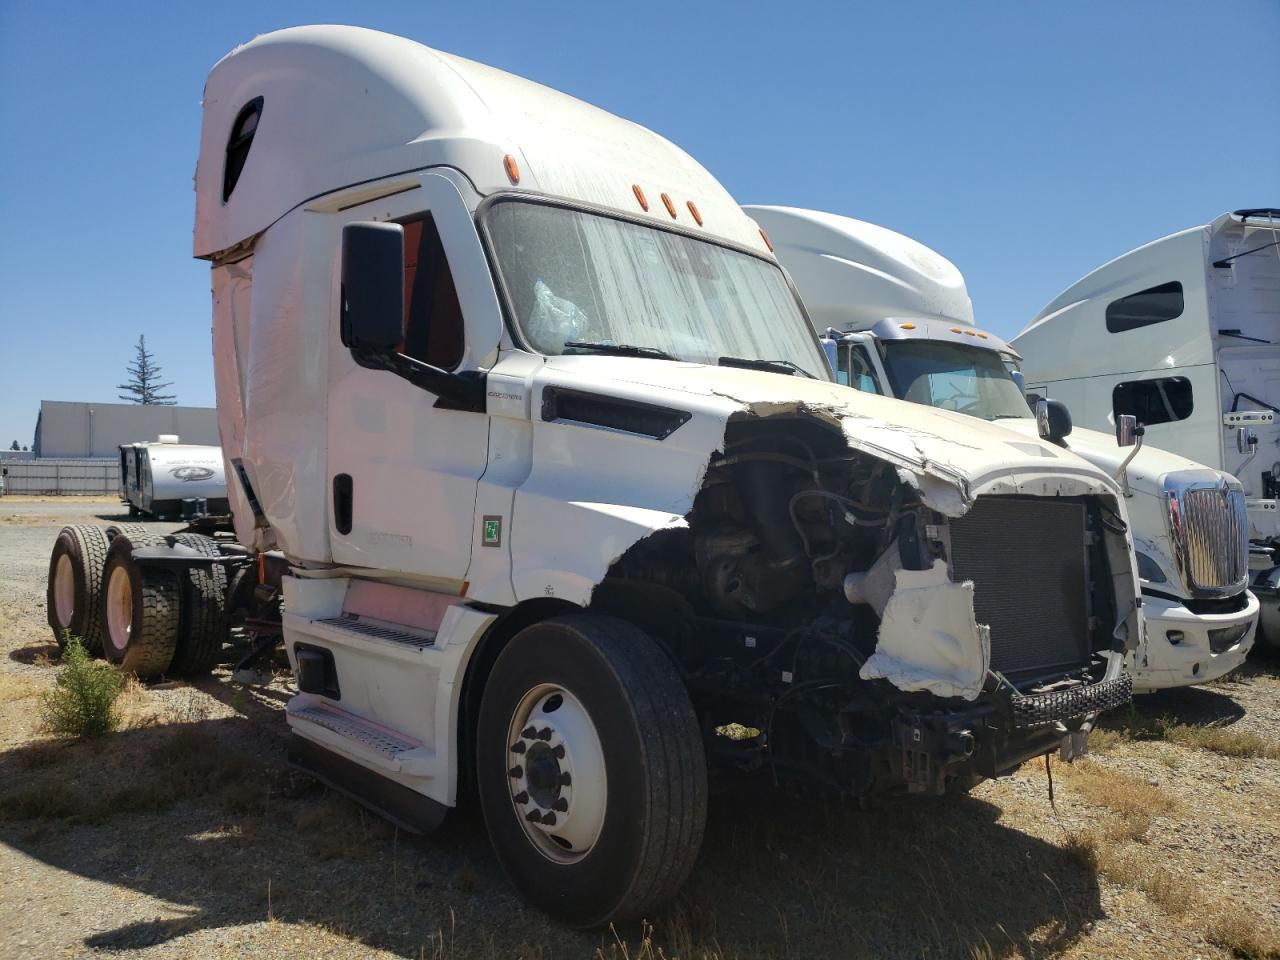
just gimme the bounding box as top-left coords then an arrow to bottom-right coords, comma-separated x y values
8,642 -> 59,666
0,710 -> 1103,959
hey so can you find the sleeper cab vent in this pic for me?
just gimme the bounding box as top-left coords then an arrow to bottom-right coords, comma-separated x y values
222,96 -> 264,202
540,387 -> 691,440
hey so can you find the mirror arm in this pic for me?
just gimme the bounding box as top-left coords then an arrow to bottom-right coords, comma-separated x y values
1114,428 -> 1145,497
354,347 -> 487,413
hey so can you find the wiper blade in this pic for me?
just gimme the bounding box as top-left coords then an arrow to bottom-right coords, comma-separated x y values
718,356 -> 817,379
562,341 -> 678,360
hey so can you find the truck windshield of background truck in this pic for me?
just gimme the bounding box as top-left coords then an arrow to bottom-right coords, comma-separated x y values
484,200 -> 827,378
879,341 -> 1033,421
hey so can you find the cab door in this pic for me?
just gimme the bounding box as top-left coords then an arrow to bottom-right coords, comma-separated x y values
326,174 -> 503,584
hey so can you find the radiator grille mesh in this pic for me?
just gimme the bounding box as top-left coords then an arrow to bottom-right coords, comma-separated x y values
948,497 -> 1091,679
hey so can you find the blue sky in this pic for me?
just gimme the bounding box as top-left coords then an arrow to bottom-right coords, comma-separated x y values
1,1 -> 1276,447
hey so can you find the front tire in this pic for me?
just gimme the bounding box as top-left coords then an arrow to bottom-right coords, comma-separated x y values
476,614 -> 707,928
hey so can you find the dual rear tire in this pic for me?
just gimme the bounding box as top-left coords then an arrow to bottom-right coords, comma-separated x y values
47,525 -> 226,679
476,615 -> 708,928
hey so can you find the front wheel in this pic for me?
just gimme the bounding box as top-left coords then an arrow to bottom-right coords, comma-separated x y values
476,614 -> 707,928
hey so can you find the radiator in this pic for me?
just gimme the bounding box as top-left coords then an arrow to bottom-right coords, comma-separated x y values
947,496 -> 1092,680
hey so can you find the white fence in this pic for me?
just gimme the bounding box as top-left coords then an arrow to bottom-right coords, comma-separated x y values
0,459 -> 118,495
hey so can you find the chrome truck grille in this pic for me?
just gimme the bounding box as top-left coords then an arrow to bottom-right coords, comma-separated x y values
1165,474 -> 1248,595
947,497 -> 1091,680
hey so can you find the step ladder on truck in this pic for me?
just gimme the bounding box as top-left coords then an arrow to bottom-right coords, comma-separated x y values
48,27 -> 1139,926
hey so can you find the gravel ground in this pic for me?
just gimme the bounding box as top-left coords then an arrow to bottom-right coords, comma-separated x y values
1,497 -> 1278,959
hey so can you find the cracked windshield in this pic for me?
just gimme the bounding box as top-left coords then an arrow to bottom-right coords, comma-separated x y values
484,200 -> 827,378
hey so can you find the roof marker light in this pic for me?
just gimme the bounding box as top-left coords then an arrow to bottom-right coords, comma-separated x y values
963,329 -> 976,336
661,193 -> 677,218
503,154 -> 520,185
687,201 -> 703,225
759,228 -> 774,252
977,332 -> 989,339
633,184 -> 649,211
900,322 -> 916,330
950,327 -> 963,334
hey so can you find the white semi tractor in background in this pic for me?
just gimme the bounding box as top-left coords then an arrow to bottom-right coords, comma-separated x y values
1012,210 -> 1280,647
747,205 -> 1258,690
118,436 -> 229,518
48,27 -> 1140,926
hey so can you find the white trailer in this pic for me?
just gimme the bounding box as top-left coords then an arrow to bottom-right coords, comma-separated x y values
50,27 -> 1139,926
747,205 -> 1258,690
118,436 -> 229,518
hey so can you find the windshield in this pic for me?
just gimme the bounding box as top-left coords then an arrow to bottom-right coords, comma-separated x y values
484,200 -> 828,378
880,340 -> 1033,420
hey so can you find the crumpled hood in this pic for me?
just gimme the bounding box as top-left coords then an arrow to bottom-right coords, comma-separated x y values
536,355 -> 1123,515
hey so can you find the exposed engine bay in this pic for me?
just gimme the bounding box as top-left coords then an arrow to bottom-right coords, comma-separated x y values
595,416 -> 1135,795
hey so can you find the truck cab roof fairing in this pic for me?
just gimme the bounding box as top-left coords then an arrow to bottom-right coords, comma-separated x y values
194,25 -> 768,260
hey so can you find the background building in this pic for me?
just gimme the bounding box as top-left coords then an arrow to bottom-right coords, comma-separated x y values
31,400 -> 218,458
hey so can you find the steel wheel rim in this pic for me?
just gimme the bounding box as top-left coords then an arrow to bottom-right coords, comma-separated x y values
53,554 -> 75,627
105,565 -> 133,655
505,683 -> 607,864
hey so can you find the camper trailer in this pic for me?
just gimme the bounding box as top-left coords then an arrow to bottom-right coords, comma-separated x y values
49,28 -> 1139,925
118,436 -> 228,518
1012,210 -> 1280,645
746,205 -> 1257,690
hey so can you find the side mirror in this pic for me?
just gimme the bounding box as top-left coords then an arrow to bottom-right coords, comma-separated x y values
340,222 -> 404,352
1036,398 -> 1073,446
820,337 -> 839,375
1116,414 -> 1140,448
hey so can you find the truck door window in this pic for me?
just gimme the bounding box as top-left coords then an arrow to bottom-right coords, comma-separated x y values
401,214 -> 465,370
840,345 -> 883,393
1105,281 -> 1184,333
1113,376 -> 1194,425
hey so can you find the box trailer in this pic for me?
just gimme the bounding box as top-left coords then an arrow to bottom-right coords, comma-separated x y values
118,436 -> 229,518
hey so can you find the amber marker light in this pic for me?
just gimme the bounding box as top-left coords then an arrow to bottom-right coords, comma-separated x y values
633,184 -> 649,211
687,201 -> 703,225
759,228 -> 774,252
503,154 -> 520,185
900,322 -> 916,330
661,193 -> 678,218
977,332 -> 989,339
950,327 -> 963,334
964,329 -> 976,336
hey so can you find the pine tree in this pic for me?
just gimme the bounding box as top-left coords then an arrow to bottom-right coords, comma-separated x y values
117,335 -> 176,405
8,441 -> 18,451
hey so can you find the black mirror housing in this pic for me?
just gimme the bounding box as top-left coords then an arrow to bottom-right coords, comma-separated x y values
1035,398 -> 1073,446
341,222 -> 404,351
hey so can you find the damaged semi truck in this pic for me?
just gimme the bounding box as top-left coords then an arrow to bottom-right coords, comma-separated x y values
48,27 -> 1137,926
746,205 -> 1257,692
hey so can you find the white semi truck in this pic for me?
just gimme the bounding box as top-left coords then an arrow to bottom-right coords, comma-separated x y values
747,205 -> 1257,691
1012,210 -> 1280,647
48,27 -> 1139,926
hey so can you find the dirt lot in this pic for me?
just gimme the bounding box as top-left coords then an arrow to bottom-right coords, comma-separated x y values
1,497 -> 1278,959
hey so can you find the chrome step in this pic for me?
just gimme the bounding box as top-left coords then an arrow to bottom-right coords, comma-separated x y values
286,700 -> 434,777
315,614 -> 436,648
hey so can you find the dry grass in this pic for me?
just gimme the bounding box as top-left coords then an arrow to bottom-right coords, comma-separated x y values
1206,905 -> 1280,959
1159,722 -> 1280,760
1059,758 -> 1175,829
1093,704 -> 1280,760
0,673 -> 42,701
